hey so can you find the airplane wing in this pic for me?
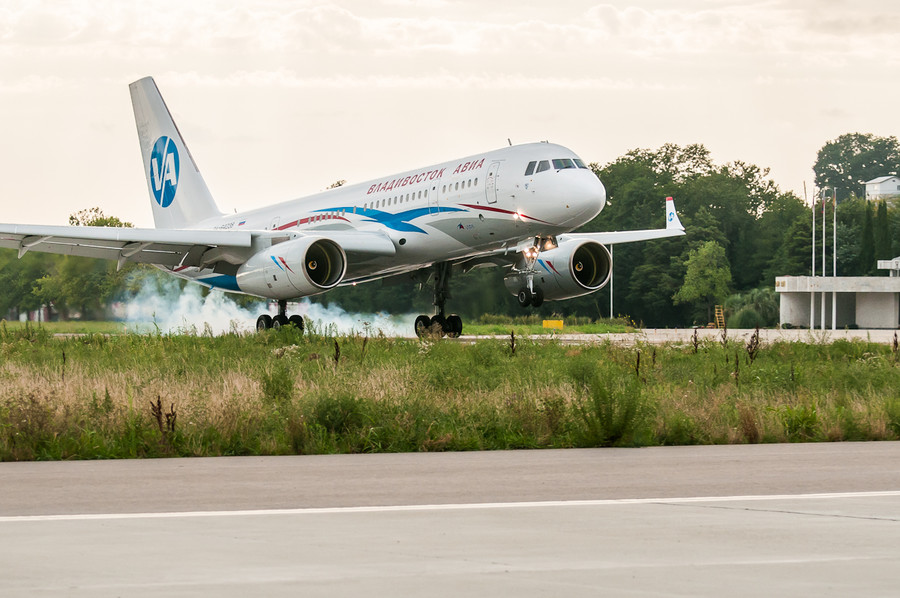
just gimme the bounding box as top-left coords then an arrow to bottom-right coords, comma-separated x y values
559,196 -> 685,246
0,224 -> 396,270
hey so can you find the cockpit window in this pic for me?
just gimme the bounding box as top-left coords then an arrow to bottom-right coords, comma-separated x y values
525,161 -> 536,176
536,160 -> 551,173
574,158 -> 588,169
552,158 -> 576,170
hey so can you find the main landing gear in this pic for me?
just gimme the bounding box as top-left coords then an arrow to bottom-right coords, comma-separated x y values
414,262 -> 463,339
256,300 -> 304,332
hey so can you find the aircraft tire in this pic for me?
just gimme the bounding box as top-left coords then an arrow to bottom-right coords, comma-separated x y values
272,315 -> 289,329
446,314 -> 463,338
531,287 -> 544,308
288,315 -> 305,331
430,314 -> 447,337
517,288 -> 532,308
256,314 -> 273,331
414,315 -> 431,338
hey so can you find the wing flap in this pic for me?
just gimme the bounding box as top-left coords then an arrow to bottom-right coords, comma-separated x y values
0,224 -> 253,267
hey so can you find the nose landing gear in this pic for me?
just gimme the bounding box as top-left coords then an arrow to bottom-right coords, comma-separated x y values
515,236 -> 553,309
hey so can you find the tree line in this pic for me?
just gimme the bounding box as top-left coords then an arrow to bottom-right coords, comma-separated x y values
2,133 -> 898,328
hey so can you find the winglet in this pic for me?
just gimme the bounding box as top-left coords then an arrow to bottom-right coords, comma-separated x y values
665,197 -> 684,231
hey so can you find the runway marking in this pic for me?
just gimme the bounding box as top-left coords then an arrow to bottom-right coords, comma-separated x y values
2,490 -> 899,523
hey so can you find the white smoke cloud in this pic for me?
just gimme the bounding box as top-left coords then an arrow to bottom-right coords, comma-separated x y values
121,276 -> 417,336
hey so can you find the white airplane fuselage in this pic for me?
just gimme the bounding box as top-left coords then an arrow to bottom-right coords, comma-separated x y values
177,142 -> 606,293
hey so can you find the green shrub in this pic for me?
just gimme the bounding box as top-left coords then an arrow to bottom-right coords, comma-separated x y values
575,372 -> 648,447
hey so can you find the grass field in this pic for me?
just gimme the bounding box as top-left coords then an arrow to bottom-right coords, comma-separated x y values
0,320 -> 129,334
1,316 -> 630,337
1,323 -> 898,460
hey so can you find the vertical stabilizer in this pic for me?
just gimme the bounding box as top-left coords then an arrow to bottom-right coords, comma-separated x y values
130,77 -> 222,229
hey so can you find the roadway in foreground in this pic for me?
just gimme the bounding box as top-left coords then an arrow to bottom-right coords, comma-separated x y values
1,443 -> 899,596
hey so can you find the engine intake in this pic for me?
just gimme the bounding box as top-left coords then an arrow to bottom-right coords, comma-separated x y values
504,239 -> 611,301
236,236 -> 346,299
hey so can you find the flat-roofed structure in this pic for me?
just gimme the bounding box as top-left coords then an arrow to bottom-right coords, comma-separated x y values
776,258 -> 900,329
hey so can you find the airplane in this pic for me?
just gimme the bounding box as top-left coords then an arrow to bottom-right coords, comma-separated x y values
0,77 -> 685,337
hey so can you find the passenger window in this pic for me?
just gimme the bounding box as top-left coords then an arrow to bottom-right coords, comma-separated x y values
525,161 -> 537,176
536,160 -> 550,173
474,178 -> 478,186
425,190 -> 429,198
455,182 -> 459,191
442,185 -> 446,193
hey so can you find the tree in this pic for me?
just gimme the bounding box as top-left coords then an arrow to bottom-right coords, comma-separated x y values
26,208 -> 135,320
874,200 -> 892,268
859,203 -> 875,275
813,133 -> 900,201
673,241 -> 732,324
69,207 -> 133,228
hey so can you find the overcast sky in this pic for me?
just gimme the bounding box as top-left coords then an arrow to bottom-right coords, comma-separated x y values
1,0 -> 897,228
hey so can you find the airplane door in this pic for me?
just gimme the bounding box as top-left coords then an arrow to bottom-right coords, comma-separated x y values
485,162 -> 500,204
429,182 -> 440,214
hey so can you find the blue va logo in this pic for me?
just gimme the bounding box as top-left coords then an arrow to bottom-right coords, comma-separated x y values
150,136 -> 179,208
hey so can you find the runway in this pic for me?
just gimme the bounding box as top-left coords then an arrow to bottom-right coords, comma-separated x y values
461,327 -> 900,346
2,444 -> 899,596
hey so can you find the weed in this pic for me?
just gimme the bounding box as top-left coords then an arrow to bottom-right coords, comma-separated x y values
260,362 -> 295,407
885,399 -> 900,438
746,328 -> 761,365
778,404 -> 819,442
737,404 -> 759,444
575,371 -> 648,447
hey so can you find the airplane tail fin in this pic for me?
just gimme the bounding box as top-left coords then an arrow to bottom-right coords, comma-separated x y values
665,196 -> 684,231
129,77 -> 222,229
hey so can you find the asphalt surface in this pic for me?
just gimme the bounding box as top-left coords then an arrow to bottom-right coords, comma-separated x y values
2,444 -> 900,596
461,327 -> 900,345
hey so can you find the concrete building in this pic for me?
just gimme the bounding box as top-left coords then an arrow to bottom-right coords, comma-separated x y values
865,176 -> 900,200
776,258 -> 900,329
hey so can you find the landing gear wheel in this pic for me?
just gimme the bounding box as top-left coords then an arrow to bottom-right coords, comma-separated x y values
256,314 -> 273,331
517,288 -> 532,308
531,287 -> 544,308
446,314 -> 463,338
272,314 -> 289,329
430,314 -> 447,337
288,315 -> 304,331
414,315 -> 431,338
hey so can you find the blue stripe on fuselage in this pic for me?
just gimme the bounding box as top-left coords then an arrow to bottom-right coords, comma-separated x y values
199,275 -> 241,292
319,206 -> 465,233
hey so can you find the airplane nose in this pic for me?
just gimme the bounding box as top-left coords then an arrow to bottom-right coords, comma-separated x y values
564,171 -> 606,224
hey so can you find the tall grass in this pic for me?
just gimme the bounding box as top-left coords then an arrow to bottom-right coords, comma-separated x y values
1,327 -> 898,460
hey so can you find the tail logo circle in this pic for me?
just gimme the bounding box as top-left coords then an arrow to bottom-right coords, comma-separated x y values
149,136 -> 180,208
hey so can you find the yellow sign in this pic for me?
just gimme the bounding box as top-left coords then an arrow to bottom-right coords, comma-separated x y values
542,320 -> 564,329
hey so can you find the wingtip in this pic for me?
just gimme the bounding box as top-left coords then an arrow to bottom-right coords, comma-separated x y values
666,196 -> 685,231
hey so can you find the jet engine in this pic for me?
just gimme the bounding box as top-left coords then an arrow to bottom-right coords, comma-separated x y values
504,238 -> 611,302
236,236 -> 346,300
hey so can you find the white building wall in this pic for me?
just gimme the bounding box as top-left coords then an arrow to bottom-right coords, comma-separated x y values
856,293 -> 899,329
866,177 -> 900,200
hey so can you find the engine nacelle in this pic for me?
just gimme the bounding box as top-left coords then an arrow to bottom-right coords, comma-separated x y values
504,239 -> 611,301
236,237 -> 346,300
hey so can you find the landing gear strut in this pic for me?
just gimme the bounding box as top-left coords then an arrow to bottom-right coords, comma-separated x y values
256,300 -> 304,332
414,262 -> 463,338
515,236 -> 553,309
